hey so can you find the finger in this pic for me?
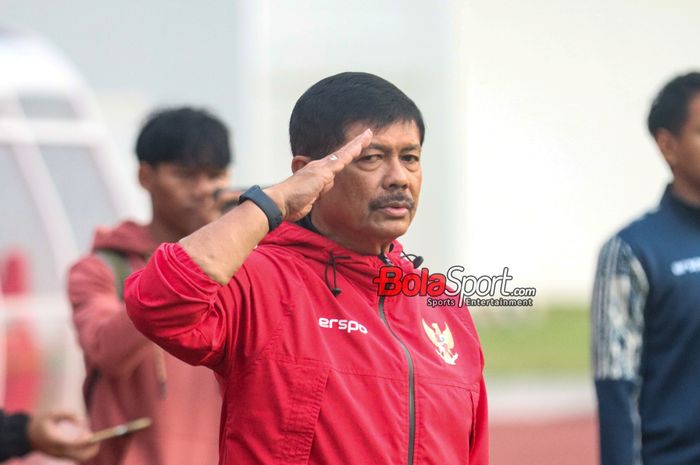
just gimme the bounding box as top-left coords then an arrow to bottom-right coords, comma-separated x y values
320,179 -> 335,196
324,128 -> 372,172
74,430 -> 97,444
333,128 -> 372,164
46,411 -> 83,425
65,443 -> 100,462
56,435 -> 96,450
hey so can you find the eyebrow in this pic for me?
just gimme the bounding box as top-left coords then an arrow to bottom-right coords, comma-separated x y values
366,143 -> 421,152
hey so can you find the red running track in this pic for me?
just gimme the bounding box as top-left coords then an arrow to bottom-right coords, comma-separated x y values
490,414 -> 598,465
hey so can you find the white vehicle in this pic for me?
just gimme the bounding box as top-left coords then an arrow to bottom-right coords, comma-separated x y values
0,26 -> 133,460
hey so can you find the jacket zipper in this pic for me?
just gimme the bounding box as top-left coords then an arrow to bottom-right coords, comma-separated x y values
378,253 -> 415,465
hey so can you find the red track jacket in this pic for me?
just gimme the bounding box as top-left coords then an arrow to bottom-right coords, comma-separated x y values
125,222 -> 489,465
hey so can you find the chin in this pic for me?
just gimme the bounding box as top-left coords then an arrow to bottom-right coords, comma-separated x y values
370,220 -> 410,241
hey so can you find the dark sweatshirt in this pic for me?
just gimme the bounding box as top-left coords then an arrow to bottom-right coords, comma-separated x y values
593,185 -> 700,465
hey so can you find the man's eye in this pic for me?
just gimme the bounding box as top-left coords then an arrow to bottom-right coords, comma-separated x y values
359,154 -> 382,163
402,154 -> 420,163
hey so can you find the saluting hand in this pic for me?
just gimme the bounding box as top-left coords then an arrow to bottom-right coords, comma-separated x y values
265,128 -> 373,222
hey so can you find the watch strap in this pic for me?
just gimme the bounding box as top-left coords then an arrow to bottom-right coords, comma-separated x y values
239,185 -> 283,231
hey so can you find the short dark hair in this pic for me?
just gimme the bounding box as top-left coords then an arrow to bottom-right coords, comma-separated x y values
648,72 -> 700,137
135,107 -> 232,168
289,72 -> 425,159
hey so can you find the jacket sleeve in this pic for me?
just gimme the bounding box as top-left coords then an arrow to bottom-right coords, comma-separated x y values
124,242 -> 249,373
591,236 -> 648,465
68,254 -> 152,377
470,375 -> 489,464
0,410 -> 32,461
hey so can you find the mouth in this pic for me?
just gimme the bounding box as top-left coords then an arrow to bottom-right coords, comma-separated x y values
380,207 -> 409,217
374,201 -> 413,218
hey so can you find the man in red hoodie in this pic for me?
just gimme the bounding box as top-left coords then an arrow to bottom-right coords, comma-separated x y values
68,107 -> 235,465
125,73 -> 489,464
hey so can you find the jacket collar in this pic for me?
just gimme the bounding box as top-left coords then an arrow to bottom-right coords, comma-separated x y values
262,222 -> 414,273
661,184 -> 700,224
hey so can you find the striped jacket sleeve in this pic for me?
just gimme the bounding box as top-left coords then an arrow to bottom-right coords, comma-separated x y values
591,236 -> 648,465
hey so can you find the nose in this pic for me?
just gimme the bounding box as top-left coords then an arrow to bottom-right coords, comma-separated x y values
383,155 -> 409,190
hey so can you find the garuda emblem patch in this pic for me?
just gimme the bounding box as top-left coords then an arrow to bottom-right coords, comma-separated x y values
422,319 -> 459,365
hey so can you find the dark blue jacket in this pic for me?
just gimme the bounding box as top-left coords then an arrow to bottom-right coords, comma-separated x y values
593,185 -> 700,465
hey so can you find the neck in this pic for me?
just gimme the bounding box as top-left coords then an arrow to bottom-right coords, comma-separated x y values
671,179 -> 700,208
310,211 -> 392,256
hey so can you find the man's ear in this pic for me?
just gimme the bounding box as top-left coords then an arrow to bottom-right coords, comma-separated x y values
291,155 -> 312,173
138,162 -> 155,191
656,129 -> 679,169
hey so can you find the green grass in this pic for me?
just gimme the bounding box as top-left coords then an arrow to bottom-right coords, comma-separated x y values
473,304 -> 590,377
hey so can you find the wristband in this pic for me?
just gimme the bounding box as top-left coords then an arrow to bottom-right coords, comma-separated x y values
238,185 -> 283,231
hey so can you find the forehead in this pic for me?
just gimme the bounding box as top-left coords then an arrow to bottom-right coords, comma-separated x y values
345,120 -> 422,150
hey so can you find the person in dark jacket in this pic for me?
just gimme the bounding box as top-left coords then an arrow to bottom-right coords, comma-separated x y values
593,72 -> 700,465
0,409 -> 97,462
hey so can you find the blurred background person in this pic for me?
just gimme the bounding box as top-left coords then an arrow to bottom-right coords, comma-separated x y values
67,107 -> 235,465
1,409 -> 97,462
592,72 -> 700,465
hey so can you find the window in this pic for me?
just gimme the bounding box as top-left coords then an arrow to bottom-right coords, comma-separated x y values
18,95 -> 77,120
39,145 -> 118,253
0,145 -> 59,293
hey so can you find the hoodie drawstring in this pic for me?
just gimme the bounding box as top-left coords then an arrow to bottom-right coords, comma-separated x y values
323,249 -> 423,297
324,252 -> 351,297
401,251 -> 424,268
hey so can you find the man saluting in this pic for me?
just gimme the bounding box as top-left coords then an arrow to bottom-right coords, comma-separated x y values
125,72 -> 489,465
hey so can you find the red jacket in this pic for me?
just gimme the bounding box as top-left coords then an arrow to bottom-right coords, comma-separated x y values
68,221 -> 221,465
125,222 -> 489,465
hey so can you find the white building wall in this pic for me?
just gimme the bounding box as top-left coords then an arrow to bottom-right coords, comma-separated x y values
4,0 -> 700,300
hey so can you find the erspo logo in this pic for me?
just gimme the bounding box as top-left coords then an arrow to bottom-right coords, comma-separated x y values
318,317 -> 368,334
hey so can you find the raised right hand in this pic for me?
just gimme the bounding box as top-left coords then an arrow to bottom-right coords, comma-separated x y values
265,128 -> 372,223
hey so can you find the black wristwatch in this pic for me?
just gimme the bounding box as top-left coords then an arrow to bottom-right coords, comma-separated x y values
238,185 -> 283,232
